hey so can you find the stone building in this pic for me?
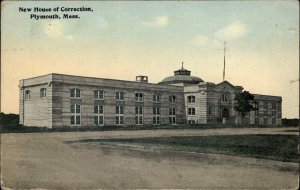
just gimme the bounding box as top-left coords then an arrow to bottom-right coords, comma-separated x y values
19,66 -> 282,128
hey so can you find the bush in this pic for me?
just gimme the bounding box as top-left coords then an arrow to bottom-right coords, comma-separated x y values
0,112 -> 20,127
282,118 -> 299,126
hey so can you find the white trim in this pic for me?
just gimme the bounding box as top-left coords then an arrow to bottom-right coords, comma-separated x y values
116,105 -> 124,125
94,105 -> 104,126
70,104 -> 81,126
70,88 -> 81,99
94,90 -> 104,100
135,106 -> 143,125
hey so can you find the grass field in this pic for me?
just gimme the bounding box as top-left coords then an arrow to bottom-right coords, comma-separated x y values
79,134 -> 299,162
0,123 -> 295,133
2,129 -> 298,189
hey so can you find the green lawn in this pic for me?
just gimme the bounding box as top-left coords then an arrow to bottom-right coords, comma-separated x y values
80,135 -> 299,162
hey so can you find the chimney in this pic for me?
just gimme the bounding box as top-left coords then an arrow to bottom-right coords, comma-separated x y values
136,75 -> 148,83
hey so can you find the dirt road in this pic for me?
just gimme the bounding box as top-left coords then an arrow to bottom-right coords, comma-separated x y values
1,127 -> 298,189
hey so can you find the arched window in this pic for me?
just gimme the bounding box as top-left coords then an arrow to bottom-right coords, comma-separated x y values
25,90 -> 31,100
222,108 -> 229,118
40,88 -> 47,98
222,94 -> 227,102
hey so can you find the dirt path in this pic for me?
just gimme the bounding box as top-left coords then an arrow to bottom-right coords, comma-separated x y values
1,127 -> 298,189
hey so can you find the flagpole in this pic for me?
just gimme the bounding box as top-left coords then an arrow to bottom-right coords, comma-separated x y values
223,41 -> 226,82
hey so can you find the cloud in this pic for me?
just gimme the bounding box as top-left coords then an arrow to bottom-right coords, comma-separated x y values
95,17 -> 108,30
44,20 -> 74,41
215,21 -> 247,39
288,27 -> 297,33
192,35 -> 208,46
44,20 -> 64,38
142,16 -> 168,28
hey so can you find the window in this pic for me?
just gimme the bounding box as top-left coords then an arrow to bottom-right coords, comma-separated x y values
135,106 -> 143,114
272,118 -> 276,125
153,107 -> 160,115
135,106 -> 143,125
25,90 -> 31,100
169,107 -> 176,115
70,88 -> 81,98
208,107 -> 213,116
116,106 -> 124,125
188,108 -> 195,115
254,102 -> 259,116
94,105 -> 104,114
264,102 -> 268,109
169,117 -> 176,124
94,90 -> 104,100
169,107 -> 176,124
70,104 -> 81,125
263,117 -> 268,125
272,103 -> 276,110
40,88 -> 47,98
169,95 -> 176,103
255,117 -> 259,124
153,107 -> 160,125
94,105 -> 104,126
116,91 -> 124,101
222,94 -> 227,102
259,101 -> 263,109
188,120 -> 195,124
264,102 -> 268,115
222,108 -> 230,118
116,106 -> 124,114
153,94 -> 160,102
187,96 -> 195,103
135,93 -> 143,102
272,110 -> 276,117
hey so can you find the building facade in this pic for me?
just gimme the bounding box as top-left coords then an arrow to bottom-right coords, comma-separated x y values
19,67 -> 282,128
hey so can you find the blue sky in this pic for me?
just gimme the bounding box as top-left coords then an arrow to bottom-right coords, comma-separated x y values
1,1 -> 299,118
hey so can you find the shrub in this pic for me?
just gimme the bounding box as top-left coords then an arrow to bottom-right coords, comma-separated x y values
0,112 -> 20,127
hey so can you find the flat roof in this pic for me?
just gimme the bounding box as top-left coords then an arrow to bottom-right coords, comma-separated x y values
21,73 -> 184,90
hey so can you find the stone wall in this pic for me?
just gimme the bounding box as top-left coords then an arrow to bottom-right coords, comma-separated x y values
19,74 -> 282,127
250,94 -> 282,125
20,73 -> 185,128
19,74 -> 53,128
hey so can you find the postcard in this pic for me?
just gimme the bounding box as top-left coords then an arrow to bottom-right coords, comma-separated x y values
1,1 -> 299,189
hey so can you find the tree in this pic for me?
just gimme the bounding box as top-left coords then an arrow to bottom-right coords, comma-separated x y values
234,91 -> 257,121
0,112 -> 19,127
